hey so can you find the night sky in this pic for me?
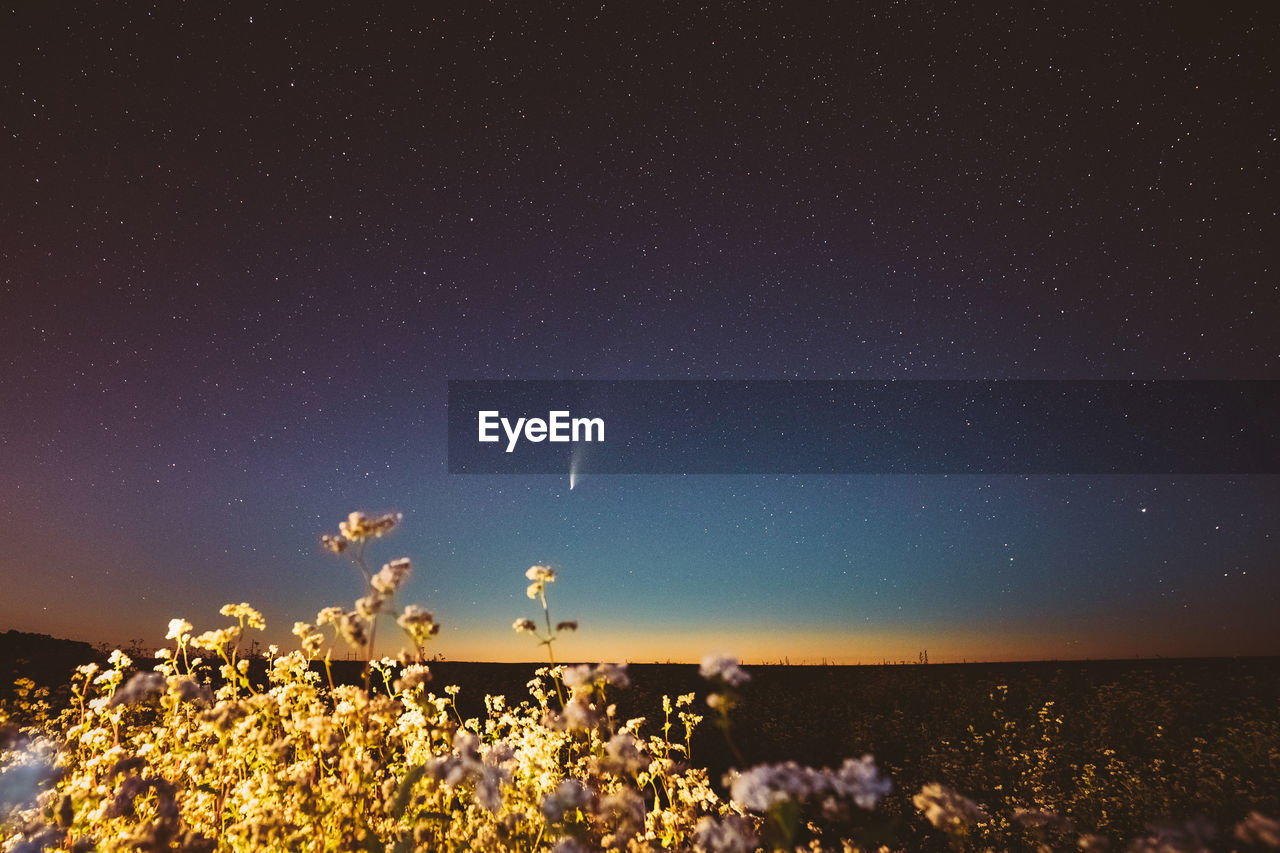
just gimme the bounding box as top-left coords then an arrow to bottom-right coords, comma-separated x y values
2,3 -> 1276,663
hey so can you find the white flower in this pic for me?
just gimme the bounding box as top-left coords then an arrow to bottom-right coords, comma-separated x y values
728,762 -> 823,811
355,594 -> 385,620
541,778 -> 592,822
398,605 -> 440,646
553,686 -> 604,731
562,664 -> 595,688
728,757 -> 891,813
109,672 -> 166,708
173,677 -> 211,706
694,814 -> 758,853
599,731 -> 649,775
526,564 -> 556,583
0,734 -> 59,814
220,602 -> 265,629
338,510 -> 400,541
598,788 -> 646,844
595,662 -> 630,687
165,618 -> 192,641
395,664 -> 432,692
700,654 -> 750,686
561,662 -> 630,689
831,754 -> 892,810
474,762 -> 509,812
372,557 -> 411,594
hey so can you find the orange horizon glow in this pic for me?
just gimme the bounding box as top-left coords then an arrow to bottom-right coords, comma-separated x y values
6,597 -> 1274,667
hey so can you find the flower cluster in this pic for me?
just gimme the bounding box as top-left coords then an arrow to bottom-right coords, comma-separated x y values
339,509 -> 401,542
562,663 -> 630,690
316,604 -> 368,648
357,558 -> 412,620
699,655 -> 751,688
396,603 -> 441,649
693,813 -> 758,853
373,557 -> 411,593
727,755 -> 892,814
393,663 -> 432,693
313,513 -> 442,674
526,563 -> 557,599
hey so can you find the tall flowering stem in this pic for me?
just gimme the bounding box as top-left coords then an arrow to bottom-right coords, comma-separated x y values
514,564 -> 575,707
319,511 -> 440,691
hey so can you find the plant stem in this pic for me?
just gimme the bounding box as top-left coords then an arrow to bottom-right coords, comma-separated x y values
540,589 -> 566,707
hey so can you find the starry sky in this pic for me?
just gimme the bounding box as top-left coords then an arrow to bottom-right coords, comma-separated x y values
2,3 -> 1277,663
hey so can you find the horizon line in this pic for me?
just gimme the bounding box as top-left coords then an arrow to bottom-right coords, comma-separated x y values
6,628 -> 1277,669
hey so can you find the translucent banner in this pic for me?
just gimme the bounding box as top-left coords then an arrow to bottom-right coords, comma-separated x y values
447,380 -> 1278,474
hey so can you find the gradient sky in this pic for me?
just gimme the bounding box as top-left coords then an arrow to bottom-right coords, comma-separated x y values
2,3 -> 1276,663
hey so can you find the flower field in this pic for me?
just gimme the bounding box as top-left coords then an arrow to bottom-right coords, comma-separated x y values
2,513 -> 1277,852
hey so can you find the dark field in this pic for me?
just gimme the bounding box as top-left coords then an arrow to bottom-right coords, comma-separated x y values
5,640 -> 1278,845
410,658 -> 1280,835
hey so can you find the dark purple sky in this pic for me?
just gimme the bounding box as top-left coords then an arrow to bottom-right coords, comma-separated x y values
2,3 -> 1276,662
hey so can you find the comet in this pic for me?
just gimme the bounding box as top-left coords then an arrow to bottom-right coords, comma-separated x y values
569,445 -> 585,490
